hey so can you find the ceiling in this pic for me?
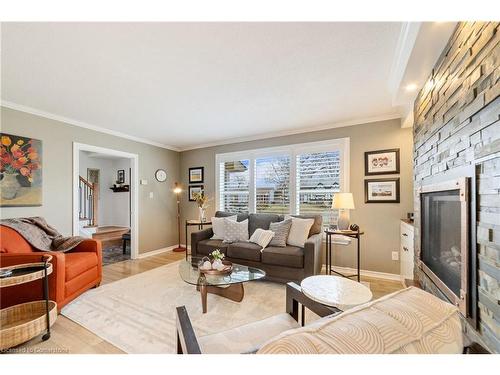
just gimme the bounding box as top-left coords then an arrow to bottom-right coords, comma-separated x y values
1,22 -> 453,151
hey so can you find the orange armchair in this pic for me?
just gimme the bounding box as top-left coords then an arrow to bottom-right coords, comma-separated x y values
0,225 -> 102,311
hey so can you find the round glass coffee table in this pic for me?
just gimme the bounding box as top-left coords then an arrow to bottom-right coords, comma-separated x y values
179,256 -> 266,313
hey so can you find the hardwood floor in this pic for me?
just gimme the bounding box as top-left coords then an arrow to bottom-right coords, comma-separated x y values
8,251 -> 403,354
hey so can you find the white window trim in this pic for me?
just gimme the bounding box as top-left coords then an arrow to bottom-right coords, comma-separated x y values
215,138 -> 350,215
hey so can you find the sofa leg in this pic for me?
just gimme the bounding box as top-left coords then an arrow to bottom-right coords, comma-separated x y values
93,282 -> 101,288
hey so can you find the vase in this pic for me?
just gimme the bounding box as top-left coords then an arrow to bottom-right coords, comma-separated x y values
198,207 -> 206,222
0,172 -> 21,200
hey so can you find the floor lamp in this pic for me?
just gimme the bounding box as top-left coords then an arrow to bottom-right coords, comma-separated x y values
173,182 -> 185,252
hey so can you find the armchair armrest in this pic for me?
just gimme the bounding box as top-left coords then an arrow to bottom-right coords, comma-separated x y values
70,239 -> 102,255
191,228 -> 214,257
176,306 -> 202,354
303,233 -> 323,277
68,239 -> 102,284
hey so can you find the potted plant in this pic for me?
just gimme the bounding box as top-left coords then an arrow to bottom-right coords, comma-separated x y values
192,191 -> 211,222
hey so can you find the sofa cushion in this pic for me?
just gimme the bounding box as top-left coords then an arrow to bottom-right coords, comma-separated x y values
257,287 -> 464,354
269,219 -> 292,247
211,215 -> 237,240
65,252 -> 98,281
248,213 -> 283,236
227,242 -> 262,262
262,246 -> 304,268
215,211 -> 249,222
285,216 -> 315,247
289,214 -> 323,236
223,219 -> 249,243
249,228 -> 275,250
197,239 -> 228,256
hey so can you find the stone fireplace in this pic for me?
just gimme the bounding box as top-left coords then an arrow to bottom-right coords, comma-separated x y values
418,177 -> 471,317
413,22 -> 499,353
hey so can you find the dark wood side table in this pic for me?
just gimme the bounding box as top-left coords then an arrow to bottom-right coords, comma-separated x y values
325,229 -> 364,282
185,220 -> 212,260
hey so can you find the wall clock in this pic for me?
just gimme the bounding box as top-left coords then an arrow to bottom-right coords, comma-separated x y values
155,169 -> 167,182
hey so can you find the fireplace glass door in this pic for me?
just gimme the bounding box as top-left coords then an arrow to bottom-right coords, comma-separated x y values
421,190 -> 462,296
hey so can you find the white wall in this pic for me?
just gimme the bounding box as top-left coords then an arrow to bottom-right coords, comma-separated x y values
79,151 -> 130,227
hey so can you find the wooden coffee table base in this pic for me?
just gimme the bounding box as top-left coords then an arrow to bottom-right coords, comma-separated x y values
197,283 -> 244,313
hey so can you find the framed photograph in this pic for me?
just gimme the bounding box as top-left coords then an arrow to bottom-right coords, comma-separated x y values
117,169 -> 125,184
365,178 -> 400,203
0,133 -> 42,207
188,185 -> 204,201
189,167 -> 204,184
364,148 -> 400,176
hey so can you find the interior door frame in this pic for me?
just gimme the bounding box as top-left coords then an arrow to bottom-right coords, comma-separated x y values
72,142 -> 139,259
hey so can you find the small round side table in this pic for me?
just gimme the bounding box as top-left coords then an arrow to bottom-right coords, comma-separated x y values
0,255 -> 57,350
300,275 -> 372,311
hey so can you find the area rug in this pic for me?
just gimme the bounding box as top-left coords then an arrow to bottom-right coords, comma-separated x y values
102,244 -> 130,265
61,261 -> 285,353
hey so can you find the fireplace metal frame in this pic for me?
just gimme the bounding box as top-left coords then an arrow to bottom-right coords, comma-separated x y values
417,177 -> 470,316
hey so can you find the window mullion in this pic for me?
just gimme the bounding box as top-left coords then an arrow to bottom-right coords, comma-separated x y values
290,151 -> 298,215
249,157 -> 256,213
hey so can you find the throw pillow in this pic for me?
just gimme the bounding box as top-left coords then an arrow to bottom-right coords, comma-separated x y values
249,228 -> 275,251
285,216 -> 315,247
211,215 -> 237,240
223,219 -> 249,243
269,219 -> 292,247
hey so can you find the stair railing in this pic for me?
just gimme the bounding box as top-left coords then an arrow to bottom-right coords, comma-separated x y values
79,176 -> 99,227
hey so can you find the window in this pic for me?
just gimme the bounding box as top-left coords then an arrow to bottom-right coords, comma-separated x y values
255,155 -> 290,214
296,151 -> 341,227
216,138 -> 349,228
218,159 -> 250,213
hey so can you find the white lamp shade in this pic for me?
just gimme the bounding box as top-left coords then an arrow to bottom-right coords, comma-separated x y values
331,193 -> 355,210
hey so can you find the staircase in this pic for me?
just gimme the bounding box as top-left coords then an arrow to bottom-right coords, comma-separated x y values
79,176 -> 98,238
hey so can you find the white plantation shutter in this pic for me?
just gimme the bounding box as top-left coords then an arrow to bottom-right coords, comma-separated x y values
255,155 -> 290,214
296,151 -> 341,227
218,160 -> 250,213
216,139 -> 348,223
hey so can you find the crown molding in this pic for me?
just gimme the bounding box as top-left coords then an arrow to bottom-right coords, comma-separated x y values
178,113 -> 401,151
0,100 -> 181,152
388,22 -> 421,103
1,101 -> 400,153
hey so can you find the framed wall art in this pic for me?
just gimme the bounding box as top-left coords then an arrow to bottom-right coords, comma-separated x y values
188,185 -> 204,201
0,133 -> 42,207
117,169 -> 125,184
365,178 -> 400,203
364,148 -> 400,176
189,167 -> 204,184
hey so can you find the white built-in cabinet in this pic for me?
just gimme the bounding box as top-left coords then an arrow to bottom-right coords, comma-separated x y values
400,220 -> 415,281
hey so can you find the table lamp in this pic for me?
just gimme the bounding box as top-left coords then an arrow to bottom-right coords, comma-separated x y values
332,193 -> 355,230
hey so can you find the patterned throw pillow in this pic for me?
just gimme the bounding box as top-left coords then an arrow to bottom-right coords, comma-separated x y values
269,219 -> 292,247
211,215 -> 237,240
249,228 -> 275,251
223,219 -> 249,243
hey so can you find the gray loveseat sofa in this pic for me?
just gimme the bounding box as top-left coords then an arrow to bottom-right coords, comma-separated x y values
191,211 -> 323,283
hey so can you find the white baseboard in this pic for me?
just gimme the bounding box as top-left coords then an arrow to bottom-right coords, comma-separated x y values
322,265 -> 400,282
136,244 -> 190,259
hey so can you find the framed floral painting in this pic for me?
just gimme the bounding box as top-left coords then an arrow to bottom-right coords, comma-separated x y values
0,133 -> 42,207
